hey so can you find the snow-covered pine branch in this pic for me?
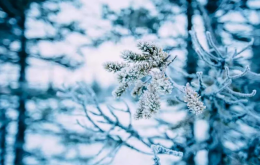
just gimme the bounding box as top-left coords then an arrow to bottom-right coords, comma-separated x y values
104,42 -> 206,119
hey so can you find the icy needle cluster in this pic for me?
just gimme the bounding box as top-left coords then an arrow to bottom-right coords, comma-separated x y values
183,83 -> 206,114
104,42 -> 175,119
135,84 -> 161,119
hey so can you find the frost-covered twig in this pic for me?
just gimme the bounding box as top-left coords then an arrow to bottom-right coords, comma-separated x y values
190,30 -> 255,71
151,144 -> 183,165
233,38 -> 254,59
58,83 -> 159,164
226,66 -> 250,79
226,88 -> 256,98
190,30 -> 257,104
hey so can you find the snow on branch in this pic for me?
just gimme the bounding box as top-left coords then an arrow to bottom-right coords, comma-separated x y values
151,144 -> 183,165
104,42 -> 179,119
190,30 -> 255,70
190,30 -> 257,105
105,41 -> 206,119
183,83 -> 206,115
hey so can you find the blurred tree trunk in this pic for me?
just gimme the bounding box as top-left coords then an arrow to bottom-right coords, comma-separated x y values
0,0 -> 86,163
184,1 -> 196,165
14,11 -> 27,165
196,1 -> 227,164
205,0 -> 221,43
240,0 -> 260,73
0,109 -> 7,165
186,0 -> 197,82
207,105 -> 227,165
205,1 -> 226,164
251,26 -> 260,73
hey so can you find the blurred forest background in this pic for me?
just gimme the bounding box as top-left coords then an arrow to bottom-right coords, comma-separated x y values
0,0 -> 260,165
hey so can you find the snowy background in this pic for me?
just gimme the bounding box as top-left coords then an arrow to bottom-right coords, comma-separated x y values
1,0 -> 260,165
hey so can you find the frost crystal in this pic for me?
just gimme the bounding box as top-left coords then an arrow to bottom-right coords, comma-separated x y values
152,72 -> 173,95
137,42 -> 171,69
121,50 -> 148,62
131,80 -> 144,97
112,83 -> 128,98
143,84 -> 161,119
104,62 -> 128,72
116,67 -> 145,83
134,97 -> 146,120
183,83 -> 206,114
135,84 -> 161,119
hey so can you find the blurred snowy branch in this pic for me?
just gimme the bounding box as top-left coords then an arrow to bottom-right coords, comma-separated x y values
151,144 -> 183,165
59,82 -> 183,164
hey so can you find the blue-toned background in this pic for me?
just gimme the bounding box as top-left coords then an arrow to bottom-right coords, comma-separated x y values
0,0 -> 260,164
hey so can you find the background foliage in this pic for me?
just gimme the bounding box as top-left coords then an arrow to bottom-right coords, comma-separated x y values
0,0 -> 260,165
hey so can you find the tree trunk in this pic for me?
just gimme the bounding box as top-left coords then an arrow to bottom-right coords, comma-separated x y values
203,1 -> 226,164
14,12 -> 27,165
185,123 -> 196,165
205,0 -> 221,44
0,109 -> 7,165
251,26 -> 260,73
186,0 -> 197,83
185,1 -> 196,164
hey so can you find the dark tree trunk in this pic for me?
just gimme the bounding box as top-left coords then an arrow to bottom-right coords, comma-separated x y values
207,105 -> 226,165
203,1 -> 226,164
184,1 -> 196,164
186,0 -> 197,83
184,123 -> 195,165
249,26 -> 260,101
14,12 -> 27,165
0,109 -> 7,165
251,25 -> 260,73
205,0 -> 221,44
